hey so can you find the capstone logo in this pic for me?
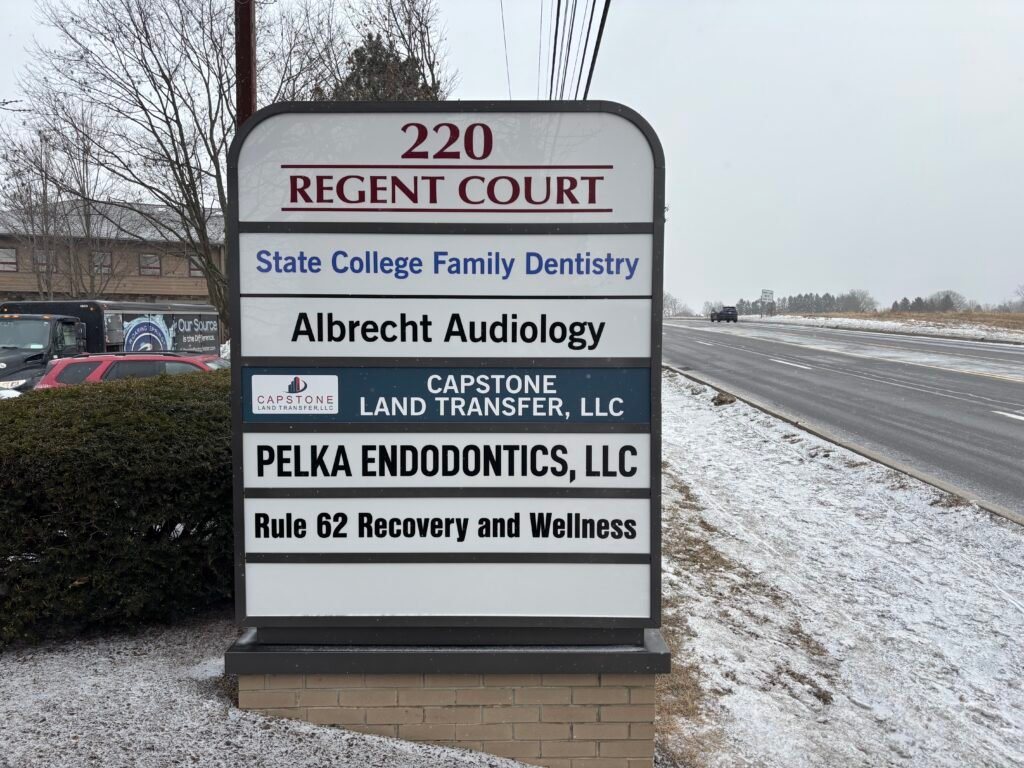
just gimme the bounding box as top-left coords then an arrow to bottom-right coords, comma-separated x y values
253,374 -> 338,414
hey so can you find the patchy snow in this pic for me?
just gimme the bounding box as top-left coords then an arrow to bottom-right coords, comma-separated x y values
4,370 -> 1023,768
740,314 -> 1024,344
659,371 -> 1024,767
0,618 -> 526,768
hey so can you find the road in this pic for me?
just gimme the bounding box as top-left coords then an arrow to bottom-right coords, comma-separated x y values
662,318 -> 1024,517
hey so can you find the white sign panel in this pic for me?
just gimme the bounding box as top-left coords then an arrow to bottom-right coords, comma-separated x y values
251,374 -> 338,414
240,297 -> 651,358
237,112 -> 654,224
243,432 -> 650,489
245,498 -> 651,554
238,233 -> 653,296
245,563 -> 650,618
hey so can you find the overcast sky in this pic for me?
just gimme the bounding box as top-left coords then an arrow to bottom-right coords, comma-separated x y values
2,0 -> 1022,309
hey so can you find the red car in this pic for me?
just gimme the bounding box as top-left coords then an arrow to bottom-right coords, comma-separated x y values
35,351 -> 229,389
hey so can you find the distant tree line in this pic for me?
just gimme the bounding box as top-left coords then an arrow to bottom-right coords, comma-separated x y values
663,292 -> 694,317
887,290 -> 970,313
706,286 -> 1024,316
710,289 -> 878,316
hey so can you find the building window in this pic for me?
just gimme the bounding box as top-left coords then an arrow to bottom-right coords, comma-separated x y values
0,248 -> 16,272
91,251 -> 112,275
139,253 -> 161,276
32,249 -> 55,272
189,257 -> 204,278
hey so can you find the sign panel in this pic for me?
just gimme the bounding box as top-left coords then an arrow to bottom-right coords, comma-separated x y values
243,367 -> 651,423
242,432 -> 650,489
229,102 -> 664,631
244,498 -> 651,554
239,233 -> 653,295
245,563 -> 651,618
236,112 -> 654,223
240,297 -> 651,358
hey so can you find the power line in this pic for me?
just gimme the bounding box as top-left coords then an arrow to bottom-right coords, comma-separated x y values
498,0 -> 513,99
554,0 -> 572,99
583,0 -> 611,99
545,0 -> 557,98
573,0 -> 597,99
567,0 -> 591,99
558,0 -> 579,99
548,0 -> 561,99
536,0 -> 545,100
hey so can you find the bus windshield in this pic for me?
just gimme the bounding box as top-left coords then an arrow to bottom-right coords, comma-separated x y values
0,318 -> 51,350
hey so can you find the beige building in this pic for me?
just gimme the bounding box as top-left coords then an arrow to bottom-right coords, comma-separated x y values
0,204 -> 223,303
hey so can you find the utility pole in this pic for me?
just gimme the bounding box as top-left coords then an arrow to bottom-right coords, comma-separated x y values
38,131 -> 53,299
235,0 -> 257,127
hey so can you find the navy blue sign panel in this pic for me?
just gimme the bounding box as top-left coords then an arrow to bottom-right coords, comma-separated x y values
243,367 -> 650,423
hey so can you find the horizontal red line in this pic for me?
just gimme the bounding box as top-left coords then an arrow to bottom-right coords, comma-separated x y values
279,207 -> 615,213
280,164 -> 614,170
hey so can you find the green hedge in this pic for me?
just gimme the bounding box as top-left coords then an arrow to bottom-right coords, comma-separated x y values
0,369 -> 232,646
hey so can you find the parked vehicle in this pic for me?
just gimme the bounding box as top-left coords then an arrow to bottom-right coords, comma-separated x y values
35,351 -> 228,390
710,306 -> 739,323
0,300 -> 221,392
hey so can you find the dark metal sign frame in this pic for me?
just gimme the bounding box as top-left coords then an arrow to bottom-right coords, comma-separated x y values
228,100 -> 665,639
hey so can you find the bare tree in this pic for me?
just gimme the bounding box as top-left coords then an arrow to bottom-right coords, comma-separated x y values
836,289 -> 877,313
663,292 -> 681,317
1,132 -> 63,298
21,0 -> 357,321
927,289 -> 967,313
1,117 -> 134,299
261,0 -> 352,103
350,0 -> 456,98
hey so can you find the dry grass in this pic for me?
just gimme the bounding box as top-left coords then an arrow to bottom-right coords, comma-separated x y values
657,463 -> 839,767
711,392 -> 736,407
806,311 -> 1024,332
657,469 -> 725,767
929,492 -> 971,509
886,471 -> 914,492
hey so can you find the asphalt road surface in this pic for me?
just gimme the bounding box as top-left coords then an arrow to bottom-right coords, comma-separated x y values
663,318 -> 1024,517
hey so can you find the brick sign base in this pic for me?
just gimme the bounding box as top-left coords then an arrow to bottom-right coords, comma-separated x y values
238,672 -> 656,767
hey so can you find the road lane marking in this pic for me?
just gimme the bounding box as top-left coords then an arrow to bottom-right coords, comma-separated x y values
694,340 -> 714,346
668,317 -> 1024,358
993,411 -> 1024,423
664,323 -> 1024,383
771,358 -> 813,370
670,332 -> 1024,409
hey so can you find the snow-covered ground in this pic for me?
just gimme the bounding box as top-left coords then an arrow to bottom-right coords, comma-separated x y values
659,371 -> 1024,767
0,618 -> 524,768
740,314 -> 1024,344
3,372 -> 1022,768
